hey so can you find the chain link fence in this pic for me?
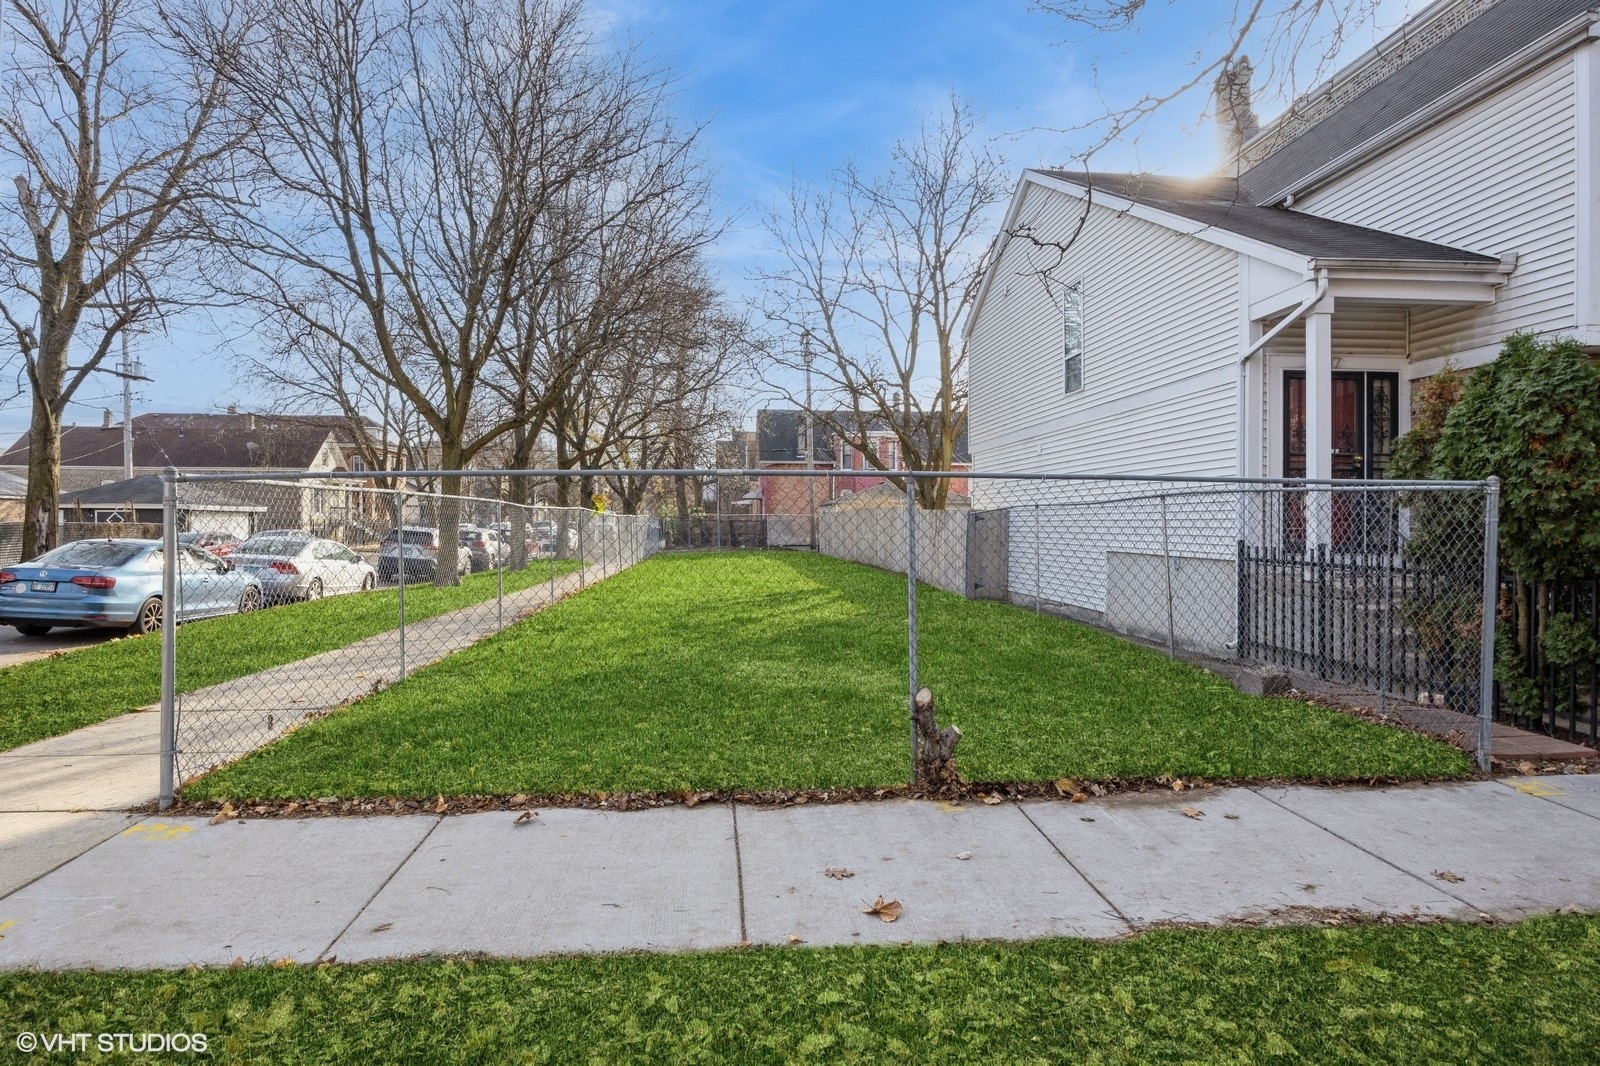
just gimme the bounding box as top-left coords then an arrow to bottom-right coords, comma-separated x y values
135,468 -> 1497,806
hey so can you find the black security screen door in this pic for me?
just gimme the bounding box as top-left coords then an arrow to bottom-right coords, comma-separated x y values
1283,371 -> 1400,552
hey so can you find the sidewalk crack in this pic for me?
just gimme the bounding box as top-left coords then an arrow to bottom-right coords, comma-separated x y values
1016,803 -> 1132,927
1247,787 -> 1476,909
729,801 -> 748,945
317,815 -> 442,963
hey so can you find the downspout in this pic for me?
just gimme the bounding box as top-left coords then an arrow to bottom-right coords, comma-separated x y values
1237,268 -> 1328,476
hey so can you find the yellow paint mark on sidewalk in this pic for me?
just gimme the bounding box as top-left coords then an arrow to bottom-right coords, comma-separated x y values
120,822 -> 194,841
938,802 -> 965,813
1506,778 -> 1567,798
0,918 -> 15,939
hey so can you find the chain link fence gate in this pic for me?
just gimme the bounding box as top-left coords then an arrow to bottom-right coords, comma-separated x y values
148,467 -> 1499,807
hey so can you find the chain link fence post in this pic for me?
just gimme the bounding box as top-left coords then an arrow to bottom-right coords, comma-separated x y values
906,477 -> 919,782
396,488 -> 407,676
1478,476 -> 1501,771
496,500 -> 505,630
1159,493 -> 1176,660
158,466 -> 178,810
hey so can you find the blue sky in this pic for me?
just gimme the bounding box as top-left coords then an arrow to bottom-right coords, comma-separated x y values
0,0 -> 1423,446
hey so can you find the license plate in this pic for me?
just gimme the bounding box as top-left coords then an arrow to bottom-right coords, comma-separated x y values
31,580 -> 56,592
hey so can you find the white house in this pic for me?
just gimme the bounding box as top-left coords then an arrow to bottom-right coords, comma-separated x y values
963,0 -> 1593,654
968,0 -> 1594,485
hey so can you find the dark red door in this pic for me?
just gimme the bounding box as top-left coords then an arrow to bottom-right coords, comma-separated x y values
1283,371 -> 1399,550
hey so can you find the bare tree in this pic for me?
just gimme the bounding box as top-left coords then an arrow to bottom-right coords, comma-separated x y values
188,0 -> 706,584
757,95 -> 1005,509
0,0 -> 248,557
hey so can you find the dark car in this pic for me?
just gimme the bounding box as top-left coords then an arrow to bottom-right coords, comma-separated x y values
375,527 -> 471,583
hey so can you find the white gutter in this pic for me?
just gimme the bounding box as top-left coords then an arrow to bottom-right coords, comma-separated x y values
1236,269 -> 1327,476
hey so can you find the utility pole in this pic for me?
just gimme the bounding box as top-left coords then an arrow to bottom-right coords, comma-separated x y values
118,336 -> 145,481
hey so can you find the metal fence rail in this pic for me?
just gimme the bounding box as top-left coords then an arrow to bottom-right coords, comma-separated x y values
122,467 -> 1503,808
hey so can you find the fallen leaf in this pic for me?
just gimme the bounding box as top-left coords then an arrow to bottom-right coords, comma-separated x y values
435,795 -> 447,814
824,867 -> 855,879
954,852 -> 971,861
863,896 -> 903,923
371,923 -> 393,933
1433,870 -> 1464,883
1070,793 -> 1087,803
229,956 -> 244,969
982,793 -> 1003,805
513,810 -> 537,825
1079,817 -> 1095,822
1172,779 -> 1187,792
786,934 -> 805,944
1223,813 -> 1240,820
510,794 -> 529,806
208,802 -> 238,826
272,957 -> 296,969
1179,807 -> 1205,819
1517,761 -> 1537,775
683,792 -> 700,808
1053,778 -> 1078,797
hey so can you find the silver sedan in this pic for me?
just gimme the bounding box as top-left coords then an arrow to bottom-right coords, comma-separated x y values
229,531 -> 377,605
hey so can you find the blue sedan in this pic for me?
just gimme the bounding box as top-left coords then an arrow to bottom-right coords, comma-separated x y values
0,538 -> 263,637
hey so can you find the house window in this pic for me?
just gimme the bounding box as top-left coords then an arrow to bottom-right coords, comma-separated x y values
1063,281 -> 1084,395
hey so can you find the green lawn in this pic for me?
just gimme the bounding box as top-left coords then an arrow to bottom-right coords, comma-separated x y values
189,551 -> 1467,801
0,562 -> 582,752
4,917 -> 1595,1063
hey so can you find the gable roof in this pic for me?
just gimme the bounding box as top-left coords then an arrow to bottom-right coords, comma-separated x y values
1034,171 -> 1498,265
0,413 -> 363,471
0,470 -> 25,498
1236,0 -> 1597,204
756,409 -> 972,465
58,474 -> 266,512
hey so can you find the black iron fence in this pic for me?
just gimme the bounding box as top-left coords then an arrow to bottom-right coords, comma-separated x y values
1497,573 -> 1600,745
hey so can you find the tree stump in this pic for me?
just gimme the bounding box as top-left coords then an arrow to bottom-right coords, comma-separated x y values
912,687 -> 962,790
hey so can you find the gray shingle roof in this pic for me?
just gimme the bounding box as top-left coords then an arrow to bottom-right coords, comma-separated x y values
1035,170 -> 1498,264
756,409 -> 972,464
1237,0 -> 1594,203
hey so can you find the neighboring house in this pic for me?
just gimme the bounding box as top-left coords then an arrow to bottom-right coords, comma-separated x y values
713,429 -> 762,515
753,409 -> 972,521
0,471 -> 24,566
968,0 -> 1595,491
0,411 -> 392,540
57,475 -> 268,539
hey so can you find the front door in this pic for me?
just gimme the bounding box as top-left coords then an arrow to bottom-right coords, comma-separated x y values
1283,371 -> 1400,551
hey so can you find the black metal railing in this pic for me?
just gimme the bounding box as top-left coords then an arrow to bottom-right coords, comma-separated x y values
1237,540 -> 1480,712
1496,573 -> 1600,745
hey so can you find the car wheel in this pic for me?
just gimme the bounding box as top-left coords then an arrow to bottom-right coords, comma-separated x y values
128,597 -> 162,636
361,573 -> 376,592
239,586 -> 260,613
15,624 -> 52,637
305,578 -> 324,601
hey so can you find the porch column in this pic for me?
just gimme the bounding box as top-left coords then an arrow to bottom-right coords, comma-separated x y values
1304,306 -> 1334,546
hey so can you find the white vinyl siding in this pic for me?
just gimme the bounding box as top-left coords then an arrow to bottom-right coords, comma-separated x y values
968,182 -> 1240,477
1297,54 -> 1579,362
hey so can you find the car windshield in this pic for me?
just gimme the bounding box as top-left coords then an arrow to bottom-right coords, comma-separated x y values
238,535 -> 309,556
381,529 -> 436,546
33,541 -> 148,568
177,532 -> 200,544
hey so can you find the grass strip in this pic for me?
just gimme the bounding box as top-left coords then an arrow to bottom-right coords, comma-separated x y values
3,916 -> 1596,1063
0,562 -> 584,751
190,551 -> 1467,801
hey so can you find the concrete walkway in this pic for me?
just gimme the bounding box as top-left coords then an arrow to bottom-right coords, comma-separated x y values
1,776 -> 1597,970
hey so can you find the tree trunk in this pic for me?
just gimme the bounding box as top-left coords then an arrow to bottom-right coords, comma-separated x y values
434,465 -> 464,587
21,389 -> 63,560
911,687 -> 962,790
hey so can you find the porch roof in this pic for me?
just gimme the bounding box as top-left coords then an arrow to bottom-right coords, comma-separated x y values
1033,171 -> 1499,267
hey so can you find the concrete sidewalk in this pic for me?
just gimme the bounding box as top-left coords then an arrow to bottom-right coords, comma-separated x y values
1,776 -> 1596,970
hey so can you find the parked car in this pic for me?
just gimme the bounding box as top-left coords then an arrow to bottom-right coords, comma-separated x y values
228,530 -> 377,604
178,529 -> 242,557
375,527 -> 471,583
458,525 -> 509,572
0,538 -> 262,636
